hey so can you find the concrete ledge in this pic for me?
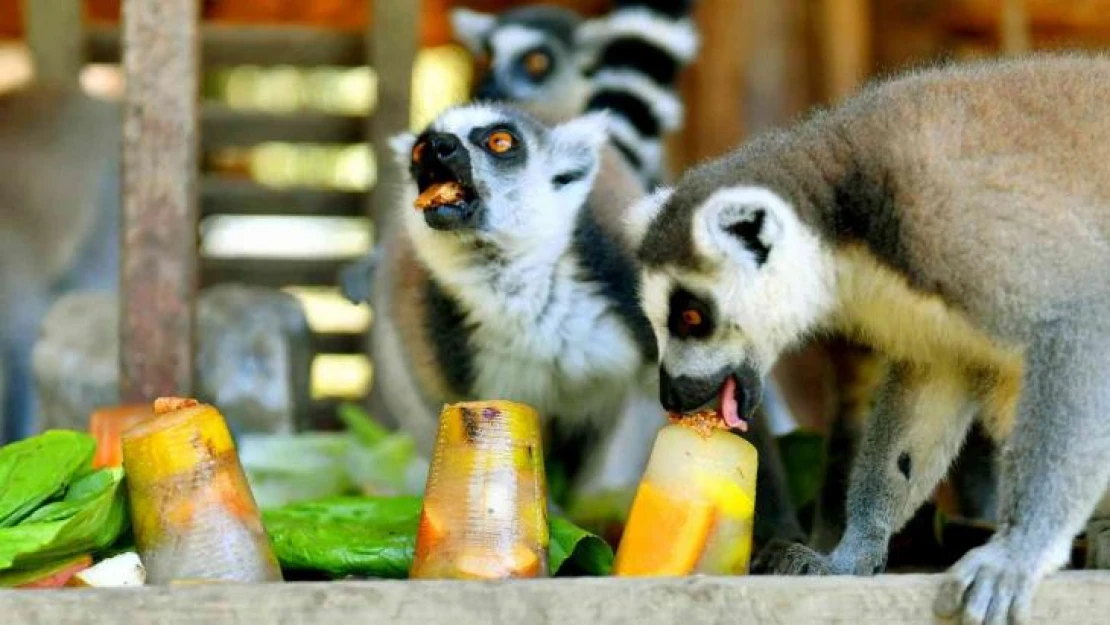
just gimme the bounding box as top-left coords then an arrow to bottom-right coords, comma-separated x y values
3,572 -> 1110,624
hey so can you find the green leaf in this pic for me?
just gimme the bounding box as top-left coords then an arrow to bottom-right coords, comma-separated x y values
337,403 -> 390,446
0,553 -> 91,588
0,467 -> 128,571
0,431 -> 96,528
777,431 -> 828,509
262,496 -> 612,579
548,516 -> 614,576
263,496 -> 422,579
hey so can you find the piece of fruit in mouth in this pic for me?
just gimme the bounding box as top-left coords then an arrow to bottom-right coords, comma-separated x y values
414,181 -> 466,211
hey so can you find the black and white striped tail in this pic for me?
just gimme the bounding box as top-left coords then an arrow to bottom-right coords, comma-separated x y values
582,0 -> 699,187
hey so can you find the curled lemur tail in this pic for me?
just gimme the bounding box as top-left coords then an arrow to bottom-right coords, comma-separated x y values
580,0 -> 699,186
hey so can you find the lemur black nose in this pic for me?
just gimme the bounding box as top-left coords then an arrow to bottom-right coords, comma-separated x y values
659,368 -> 721,414
429,134 -> 461,161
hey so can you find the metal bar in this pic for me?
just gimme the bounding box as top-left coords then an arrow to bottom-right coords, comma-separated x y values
201,178 -> 366,218
86,24 -> 367,67
119,0 -> 200,402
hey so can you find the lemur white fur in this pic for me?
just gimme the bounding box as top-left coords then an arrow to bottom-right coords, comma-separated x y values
627,54 -> 1110,625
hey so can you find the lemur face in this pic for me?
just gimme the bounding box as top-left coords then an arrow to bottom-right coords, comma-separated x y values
391,104 -> 609,250
625,185 -> 835,427
450,8 -> 595,122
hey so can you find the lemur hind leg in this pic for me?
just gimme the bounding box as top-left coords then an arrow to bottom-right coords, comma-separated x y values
768,362 -> 977,575
937,316 -> 1110,625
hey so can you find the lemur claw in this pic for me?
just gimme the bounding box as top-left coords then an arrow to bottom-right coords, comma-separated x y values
935,542 -> 1037,625
752,540 -> 832,575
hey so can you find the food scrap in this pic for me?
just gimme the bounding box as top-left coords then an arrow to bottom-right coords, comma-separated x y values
414,182 -> 465,211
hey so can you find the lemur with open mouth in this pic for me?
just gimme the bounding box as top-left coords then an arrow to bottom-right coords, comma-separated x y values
625,53 -> 1110,625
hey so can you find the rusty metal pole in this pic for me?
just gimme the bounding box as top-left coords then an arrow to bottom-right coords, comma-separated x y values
119,0 -> 200,402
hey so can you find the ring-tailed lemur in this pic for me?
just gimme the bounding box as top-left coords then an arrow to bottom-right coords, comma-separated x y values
450,0 -> 699,187
371,103 -> 663,509
625,53 -> 1110,624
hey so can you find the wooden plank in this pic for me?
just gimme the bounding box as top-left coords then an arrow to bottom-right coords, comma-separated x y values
365,0 -> 420,236
743,0 -> 810,134
1000,0 -> 1032,53
119,0 -> 200,403
23,0 -> 83,86
202,105 -> 364,148
200,257 -> 352,289
86,25 -> 367,67
3,573 -> 1110,624
313,330 -> 364,355
817,0 -> 872,103
201,178 -> 365,217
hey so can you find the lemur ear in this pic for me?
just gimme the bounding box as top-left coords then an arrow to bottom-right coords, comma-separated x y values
575,17 -> 609,68
624,186 -> 673,249
388,132 -> 417,174
695,186 -> 786,269
547,111 -> 610,189
450,8 -> 496,55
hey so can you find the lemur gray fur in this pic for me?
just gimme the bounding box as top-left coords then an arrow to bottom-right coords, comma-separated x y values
0,84 -> 120,443
450,0 -> 700,187
625,53 -> 1110,625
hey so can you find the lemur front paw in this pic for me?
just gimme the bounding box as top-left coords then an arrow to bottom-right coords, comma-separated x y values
751,540 -> 831,575
934,542 -> 1039,625
1085,519 -> 1110,569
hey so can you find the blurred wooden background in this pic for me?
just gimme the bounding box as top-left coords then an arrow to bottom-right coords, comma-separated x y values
4,0 -> 1110,171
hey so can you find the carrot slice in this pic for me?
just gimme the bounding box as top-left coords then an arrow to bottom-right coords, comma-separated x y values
89,405 -> 152,469
613,481 -> 716,576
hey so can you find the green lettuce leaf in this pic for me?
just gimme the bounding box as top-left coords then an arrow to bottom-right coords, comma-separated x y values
0,467 -> 128,570
263,495 -> 613,579
0,431 -> 96,527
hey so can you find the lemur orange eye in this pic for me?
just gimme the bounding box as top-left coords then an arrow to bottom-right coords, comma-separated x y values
682,309 -> 703,327
523,51 -> 550,76
487,131 -> 514,154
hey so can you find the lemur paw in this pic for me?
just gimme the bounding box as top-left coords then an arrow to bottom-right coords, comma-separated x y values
934,542 -> 1038,625
751,540 -> 831,575
1085,519 -> 1110,569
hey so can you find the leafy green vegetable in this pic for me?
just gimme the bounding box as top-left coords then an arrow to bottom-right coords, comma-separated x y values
548,516 -> 614,576
263,496 -> 421,579
0,553 -> 90,588
0,467 -> 128,570
240,404 -> 428,510
0,431 -> 96,527
777,431 -> 828,509
263,495 -> 613,579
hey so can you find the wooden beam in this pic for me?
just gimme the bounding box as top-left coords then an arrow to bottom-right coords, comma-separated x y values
119,0 -> 200,402
23,0 -> 83,86
200,257 -> 352,289
202,105 -> 365,148
743,0 -> 810,134
2,573 -> 1110,624
817,0 -> 872,103
1000,0 -> 1032,53
201,178 -> 365,218
86,25 -> 367,67
365,0 -> 420,237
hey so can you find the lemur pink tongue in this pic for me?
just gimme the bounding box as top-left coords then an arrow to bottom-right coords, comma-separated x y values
720,375 -> 746,431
